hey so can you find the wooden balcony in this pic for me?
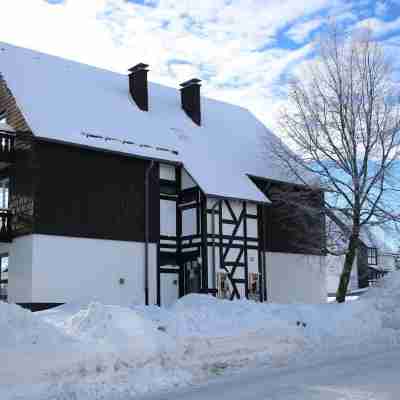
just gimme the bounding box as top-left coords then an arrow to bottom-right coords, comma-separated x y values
0,210 -> 12,242
0,132 -> 15,167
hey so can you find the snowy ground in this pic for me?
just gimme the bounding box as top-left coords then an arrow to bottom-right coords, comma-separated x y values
137,349 -> 400,400
1,272 -> 400,400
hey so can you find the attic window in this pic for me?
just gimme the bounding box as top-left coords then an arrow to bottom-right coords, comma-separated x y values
367,247 -> 378,266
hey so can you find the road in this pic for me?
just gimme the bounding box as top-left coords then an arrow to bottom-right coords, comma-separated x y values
138,349 -> 400,400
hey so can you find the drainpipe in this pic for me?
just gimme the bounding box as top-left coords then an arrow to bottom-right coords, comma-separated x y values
210,199 -> 221,290
260,205 -> 268,302
144,160 -> 155,305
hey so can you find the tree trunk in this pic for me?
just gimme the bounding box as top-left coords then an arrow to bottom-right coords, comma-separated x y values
336,234 -> 359,303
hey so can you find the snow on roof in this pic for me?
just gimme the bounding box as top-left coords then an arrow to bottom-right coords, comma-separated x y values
328,211 -> 399,254
0,42 -> 298,203
360,225 -> 399,255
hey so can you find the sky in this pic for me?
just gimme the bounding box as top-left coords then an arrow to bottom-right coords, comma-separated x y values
1,0 -> 400,131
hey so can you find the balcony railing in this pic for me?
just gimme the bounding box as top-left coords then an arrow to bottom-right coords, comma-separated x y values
0,210 -> 12,242
0,132 -> 15,165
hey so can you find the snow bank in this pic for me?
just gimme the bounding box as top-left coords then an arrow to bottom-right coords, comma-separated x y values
66,302 -> 168,344
364,271 -> 400,331
0,302 -> 188,400
62,302 -> 178,371
0,302 -> 67,347
164,274 -> 400,368
2,271 -> 400,399
165,295 -> 307,368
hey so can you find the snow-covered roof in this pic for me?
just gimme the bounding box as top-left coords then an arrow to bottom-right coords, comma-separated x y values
327,211 -> 399,254
0,42 -> 298,203
360,225 -> 399,255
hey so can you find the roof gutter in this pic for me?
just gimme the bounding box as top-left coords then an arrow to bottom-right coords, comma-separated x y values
34,135 -> 182,166
205,192 -> 270,205
144,160 -> 155,305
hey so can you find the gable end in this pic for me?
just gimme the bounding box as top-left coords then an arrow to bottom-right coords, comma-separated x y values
0,77 -> 31,132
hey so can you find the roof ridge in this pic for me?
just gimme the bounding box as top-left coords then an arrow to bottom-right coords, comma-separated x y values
0,41 -> 251,113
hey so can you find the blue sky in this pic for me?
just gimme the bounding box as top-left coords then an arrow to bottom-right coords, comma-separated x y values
1,0 -> 400,130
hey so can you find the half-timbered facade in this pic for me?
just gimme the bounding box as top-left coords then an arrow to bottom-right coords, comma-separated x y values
0,42 -> 326,309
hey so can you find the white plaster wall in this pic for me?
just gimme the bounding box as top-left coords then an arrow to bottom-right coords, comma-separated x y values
207,198 -> 219,242
159,163 -> 175,181
326,253 -> 358,294
8,235 -> 33,303
378,254 -> 397,271
205,199 -> 326,304
28,234 -> 157,306
248,249 -> 259,273
147,245 -> 158,305
266,252 -> 326,303
206,199 -> 249,237
223,200 -> 244,235
181,168 -> 196,189
182,208 -> 197,236
206,198 -> 219,210
160,199 -> 176,236
206,198 -> 260,297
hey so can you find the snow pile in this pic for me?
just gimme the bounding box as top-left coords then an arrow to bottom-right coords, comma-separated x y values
65,302 -> 171,347
0,302 -> 188,400
61,302 -> 178,372
2,272 -> 400,399
364,271 -> 400,331
45,303 -> 186,399
163,273 -> 400,368
0,302 -> 67,347
166,295 -> 307,367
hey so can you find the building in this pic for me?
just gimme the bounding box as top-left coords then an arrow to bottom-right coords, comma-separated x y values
326,222 -> 399,295
0,42 -> 326,310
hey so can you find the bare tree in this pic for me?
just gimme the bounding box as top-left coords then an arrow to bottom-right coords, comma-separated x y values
273,26 -> 400,302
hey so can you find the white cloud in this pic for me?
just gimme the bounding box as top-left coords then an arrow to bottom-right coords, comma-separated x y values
356,17 -> 400,38
375,1 -> 389,16
0,0 -> 398,133
286,18 -> 325,43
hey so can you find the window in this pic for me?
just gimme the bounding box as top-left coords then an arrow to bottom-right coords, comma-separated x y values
160,179 -> 177,196
0,178 -> 9,209
367,247 -> 378,266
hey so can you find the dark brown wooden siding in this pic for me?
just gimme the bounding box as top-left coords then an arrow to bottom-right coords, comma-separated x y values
10,132 -> 37,236
254,178 -> 325,255
34,140 -> 160,243
0,78 -> 36,237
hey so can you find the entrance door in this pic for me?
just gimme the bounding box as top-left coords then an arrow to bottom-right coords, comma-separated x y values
160,270 -> 179,307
